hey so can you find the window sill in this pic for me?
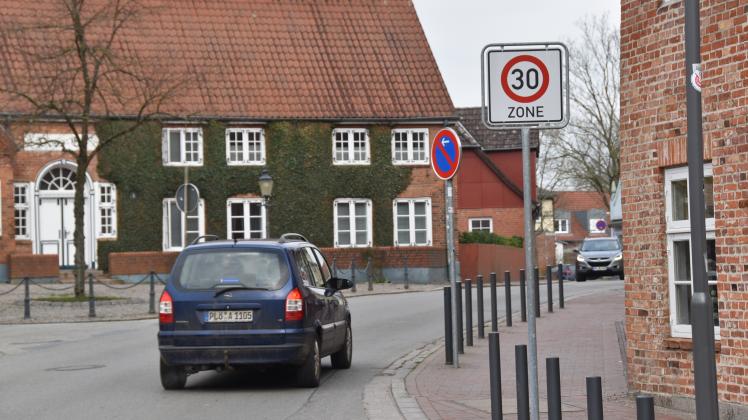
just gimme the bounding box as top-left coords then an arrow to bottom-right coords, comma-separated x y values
663,337 -> 721,353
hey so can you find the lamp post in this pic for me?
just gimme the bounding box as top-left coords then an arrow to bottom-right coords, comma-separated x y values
258,169 -> 273,206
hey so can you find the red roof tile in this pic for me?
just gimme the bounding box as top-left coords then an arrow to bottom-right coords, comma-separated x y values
554,191 -> 608,212
0,0 -> 453,120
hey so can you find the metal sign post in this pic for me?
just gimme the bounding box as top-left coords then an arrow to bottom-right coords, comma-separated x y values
431,128 -> 462,368
482,42 -> 569,420
684,1 -> 719,418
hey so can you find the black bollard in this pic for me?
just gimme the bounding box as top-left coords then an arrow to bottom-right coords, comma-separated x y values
516,344 -> 530,420
148,272 -> 156,314
456,280 -> 464,354
519,269 -> 527,322
367,256 -> 374,292
547,357 -> 562,420
443,287 -> 453,365
476,274 -> 484,339
547,265 -> 554,313
465,279 -> 473,347
558,263 -> 565,309
88,272 -> 96,318
490,272 -> 498,332
636,395 -> 655,420
403,255 -> 409,290
488,332 -> 503,420
534,266 -> 541,318
586,376 -> 604,420
24,277 -> 30,320
504,271 -> 512,327
332,255 -> 337,277
351,259 -> 357,293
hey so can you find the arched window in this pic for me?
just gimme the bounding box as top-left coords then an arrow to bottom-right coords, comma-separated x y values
39,167 -> 76,191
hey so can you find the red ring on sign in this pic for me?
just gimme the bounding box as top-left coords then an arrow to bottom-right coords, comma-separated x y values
500,54 -> 550,104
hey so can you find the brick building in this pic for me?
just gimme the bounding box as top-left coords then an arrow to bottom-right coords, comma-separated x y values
621,0 -> 748,415
452,107 -> 539,278
453,107 -> 538,239
0,0 -> 455,283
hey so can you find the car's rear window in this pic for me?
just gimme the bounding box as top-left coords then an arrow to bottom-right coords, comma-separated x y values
177,249 -> 290,290
581,239 -> 620,252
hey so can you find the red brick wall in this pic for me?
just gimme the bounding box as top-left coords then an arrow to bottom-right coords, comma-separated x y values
318,246 -> 446,268
109,251 -> 179,275
456,207 -> 524,238
621,0 -> 748,406
8,254 -> 59,279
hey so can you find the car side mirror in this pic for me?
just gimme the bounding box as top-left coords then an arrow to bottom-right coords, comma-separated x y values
325,277 -> 353,291
573,248 -> 580,254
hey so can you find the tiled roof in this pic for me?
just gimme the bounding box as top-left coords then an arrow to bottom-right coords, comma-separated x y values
455,107 -> 539,150
0,0 -> 454,120
554,191 -> 608,212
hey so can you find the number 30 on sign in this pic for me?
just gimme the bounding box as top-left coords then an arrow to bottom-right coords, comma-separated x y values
482,44 -> 569,128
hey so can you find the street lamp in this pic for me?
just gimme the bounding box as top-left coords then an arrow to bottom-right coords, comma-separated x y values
258,169 -> 273,206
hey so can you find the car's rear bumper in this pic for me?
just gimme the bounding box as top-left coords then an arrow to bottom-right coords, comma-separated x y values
158,328 -> 314,367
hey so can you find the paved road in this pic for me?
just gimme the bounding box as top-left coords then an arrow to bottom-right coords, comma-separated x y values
0,279 -> 620,420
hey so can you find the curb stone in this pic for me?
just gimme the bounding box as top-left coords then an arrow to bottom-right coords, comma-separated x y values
365,339 -> 441,420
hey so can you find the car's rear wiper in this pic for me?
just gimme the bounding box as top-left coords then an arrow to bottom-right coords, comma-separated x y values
213,286 -> 268,297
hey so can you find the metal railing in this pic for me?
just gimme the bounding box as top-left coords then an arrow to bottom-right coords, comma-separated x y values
0,271 -> 167,320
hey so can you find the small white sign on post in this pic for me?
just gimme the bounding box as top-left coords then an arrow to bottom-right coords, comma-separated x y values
482,43 -> 569,128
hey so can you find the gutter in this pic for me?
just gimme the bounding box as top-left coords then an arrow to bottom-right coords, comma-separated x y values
0,112 -> 459,125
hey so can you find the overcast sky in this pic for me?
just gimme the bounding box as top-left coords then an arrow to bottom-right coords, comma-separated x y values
412,0 -> 621,108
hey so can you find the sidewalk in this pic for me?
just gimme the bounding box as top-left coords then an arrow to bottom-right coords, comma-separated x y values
0,279 -> 439,324
405,286 -> 695,420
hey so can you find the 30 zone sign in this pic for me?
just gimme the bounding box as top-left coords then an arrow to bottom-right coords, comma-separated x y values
483,44 -> 568,128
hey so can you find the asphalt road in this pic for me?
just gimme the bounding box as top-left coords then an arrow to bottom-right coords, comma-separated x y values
0,279 -> 620,420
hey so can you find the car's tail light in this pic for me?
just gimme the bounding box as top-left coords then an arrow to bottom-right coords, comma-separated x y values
285,288 -> 304,321
159,290 -> 174,324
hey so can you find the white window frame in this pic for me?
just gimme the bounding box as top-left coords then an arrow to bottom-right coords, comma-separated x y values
393,198 -> 433,246
665,164 -> 718,339
162,127 -> 204,166
13,183 -> 31,240
333,198 -> 373,248
332,128 -> 370,165
468,218 -> 492,233
554,219 -> 569,234
162,198 -> 206,251
225,128 -> 266,166
226,198 -> 267,239
391,128 -> 429,165
95,183 -> 117,239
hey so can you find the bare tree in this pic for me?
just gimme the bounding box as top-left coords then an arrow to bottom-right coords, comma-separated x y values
1,0 -> 186,296
538,14 -> 620,207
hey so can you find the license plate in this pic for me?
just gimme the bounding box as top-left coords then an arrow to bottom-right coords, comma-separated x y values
206,310 -> 253,323
593,267 -> 607,271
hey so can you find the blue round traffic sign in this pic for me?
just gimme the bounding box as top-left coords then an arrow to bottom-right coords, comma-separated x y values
431,128 -> 462,180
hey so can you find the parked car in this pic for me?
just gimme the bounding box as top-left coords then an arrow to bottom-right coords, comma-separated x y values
157,233 -> 353,390
574,237 -> 624,282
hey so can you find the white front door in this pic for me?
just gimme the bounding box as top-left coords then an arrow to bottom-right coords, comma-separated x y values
38,197 -> 89,267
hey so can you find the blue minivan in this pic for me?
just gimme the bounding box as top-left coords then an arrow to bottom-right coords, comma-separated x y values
158,234 -> 353,389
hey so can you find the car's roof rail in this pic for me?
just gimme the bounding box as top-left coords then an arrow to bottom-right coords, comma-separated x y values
190,234 -> 220,246
279,233 -> 308,243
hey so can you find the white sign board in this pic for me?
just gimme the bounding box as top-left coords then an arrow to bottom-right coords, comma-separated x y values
482,44 -> 569,128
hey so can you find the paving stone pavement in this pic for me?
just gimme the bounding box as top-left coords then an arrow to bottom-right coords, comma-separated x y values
405,286 -> 696,420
